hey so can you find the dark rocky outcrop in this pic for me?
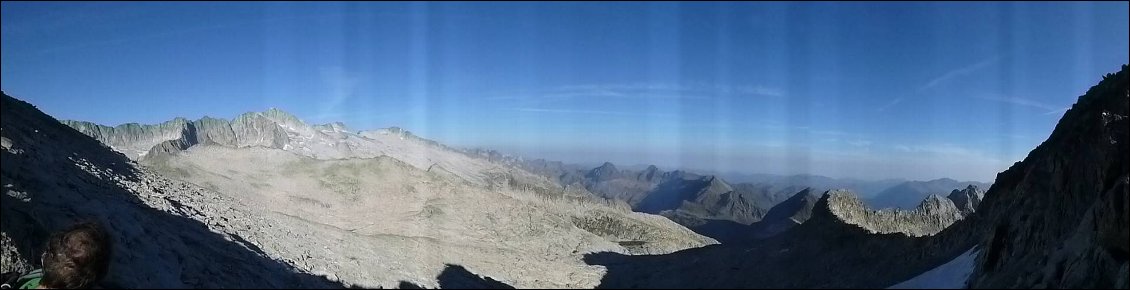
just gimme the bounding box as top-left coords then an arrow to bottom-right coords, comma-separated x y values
965,65 -> 1129,288
750,188 -> 820,238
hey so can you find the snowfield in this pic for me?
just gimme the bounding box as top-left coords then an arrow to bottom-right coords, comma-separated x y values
889,248 -> 978,289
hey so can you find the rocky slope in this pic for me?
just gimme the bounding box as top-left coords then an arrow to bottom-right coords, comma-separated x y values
749,188 -> 821,239
2,91 -> 716,288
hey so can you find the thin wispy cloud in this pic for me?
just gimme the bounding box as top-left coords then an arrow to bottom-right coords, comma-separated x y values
490,83 -> 783,105
877,56 -> 1000,112
510,107 -> 675,118
976,95 -> 1070,116
876,95 -> 908,112
845,139 -> 873,147
734,85 -> 785,97
919,56 -> 1000,91
317,66 -> 359,122
893,143 -> 1000,161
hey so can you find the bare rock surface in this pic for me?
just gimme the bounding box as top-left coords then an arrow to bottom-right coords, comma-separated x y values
2,91 -> 714,288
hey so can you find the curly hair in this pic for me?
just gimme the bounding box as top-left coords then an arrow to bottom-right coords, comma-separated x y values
40,221 -> 112,289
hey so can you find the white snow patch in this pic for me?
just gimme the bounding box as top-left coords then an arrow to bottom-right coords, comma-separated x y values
888,248 -> 978,289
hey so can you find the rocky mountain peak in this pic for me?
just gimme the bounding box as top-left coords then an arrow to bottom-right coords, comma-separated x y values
946,185 -> 984,215
915,194 -> 961,216
257,107 -> 307,130
701,175 -> 733,194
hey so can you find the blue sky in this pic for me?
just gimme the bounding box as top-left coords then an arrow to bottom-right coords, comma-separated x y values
2,2 -> 1127,182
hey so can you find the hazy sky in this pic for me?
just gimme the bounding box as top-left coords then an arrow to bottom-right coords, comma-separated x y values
2,2 -> 1127,182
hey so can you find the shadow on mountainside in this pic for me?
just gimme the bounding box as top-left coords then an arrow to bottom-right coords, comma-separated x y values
436,264 -> 514,289
680,219 -> 759,244
583,202 -> 980,289
393,264 -> 514,289
0,92 -> 347,288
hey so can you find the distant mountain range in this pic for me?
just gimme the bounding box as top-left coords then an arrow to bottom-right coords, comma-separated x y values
580,64 -> 1129,289
56,102 -> 990,245
867,178 -> 992,210
697,171 -> 909,198
462,148 -> 990,242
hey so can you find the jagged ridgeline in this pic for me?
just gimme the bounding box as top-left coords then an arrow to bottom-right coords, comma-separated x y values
2,91 -> 716,288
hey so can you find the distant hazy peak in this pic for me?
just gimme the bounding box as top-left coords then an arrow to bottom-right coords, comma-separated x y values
931,177 -> 959,183
587,162 -> 621,181
701,175 -> 733,193
638,165 -> 663,182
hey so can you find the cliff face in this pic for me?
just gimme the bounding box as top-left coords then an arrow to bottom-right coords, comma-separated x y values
61,110 -> 300,160
966,65 -> 1129,288
947,185 -> 984,215
62,118 -> 192,159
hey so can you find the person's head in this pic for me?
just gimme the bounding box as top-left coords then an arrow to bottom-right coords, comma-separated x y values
39,221 -> 112,289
